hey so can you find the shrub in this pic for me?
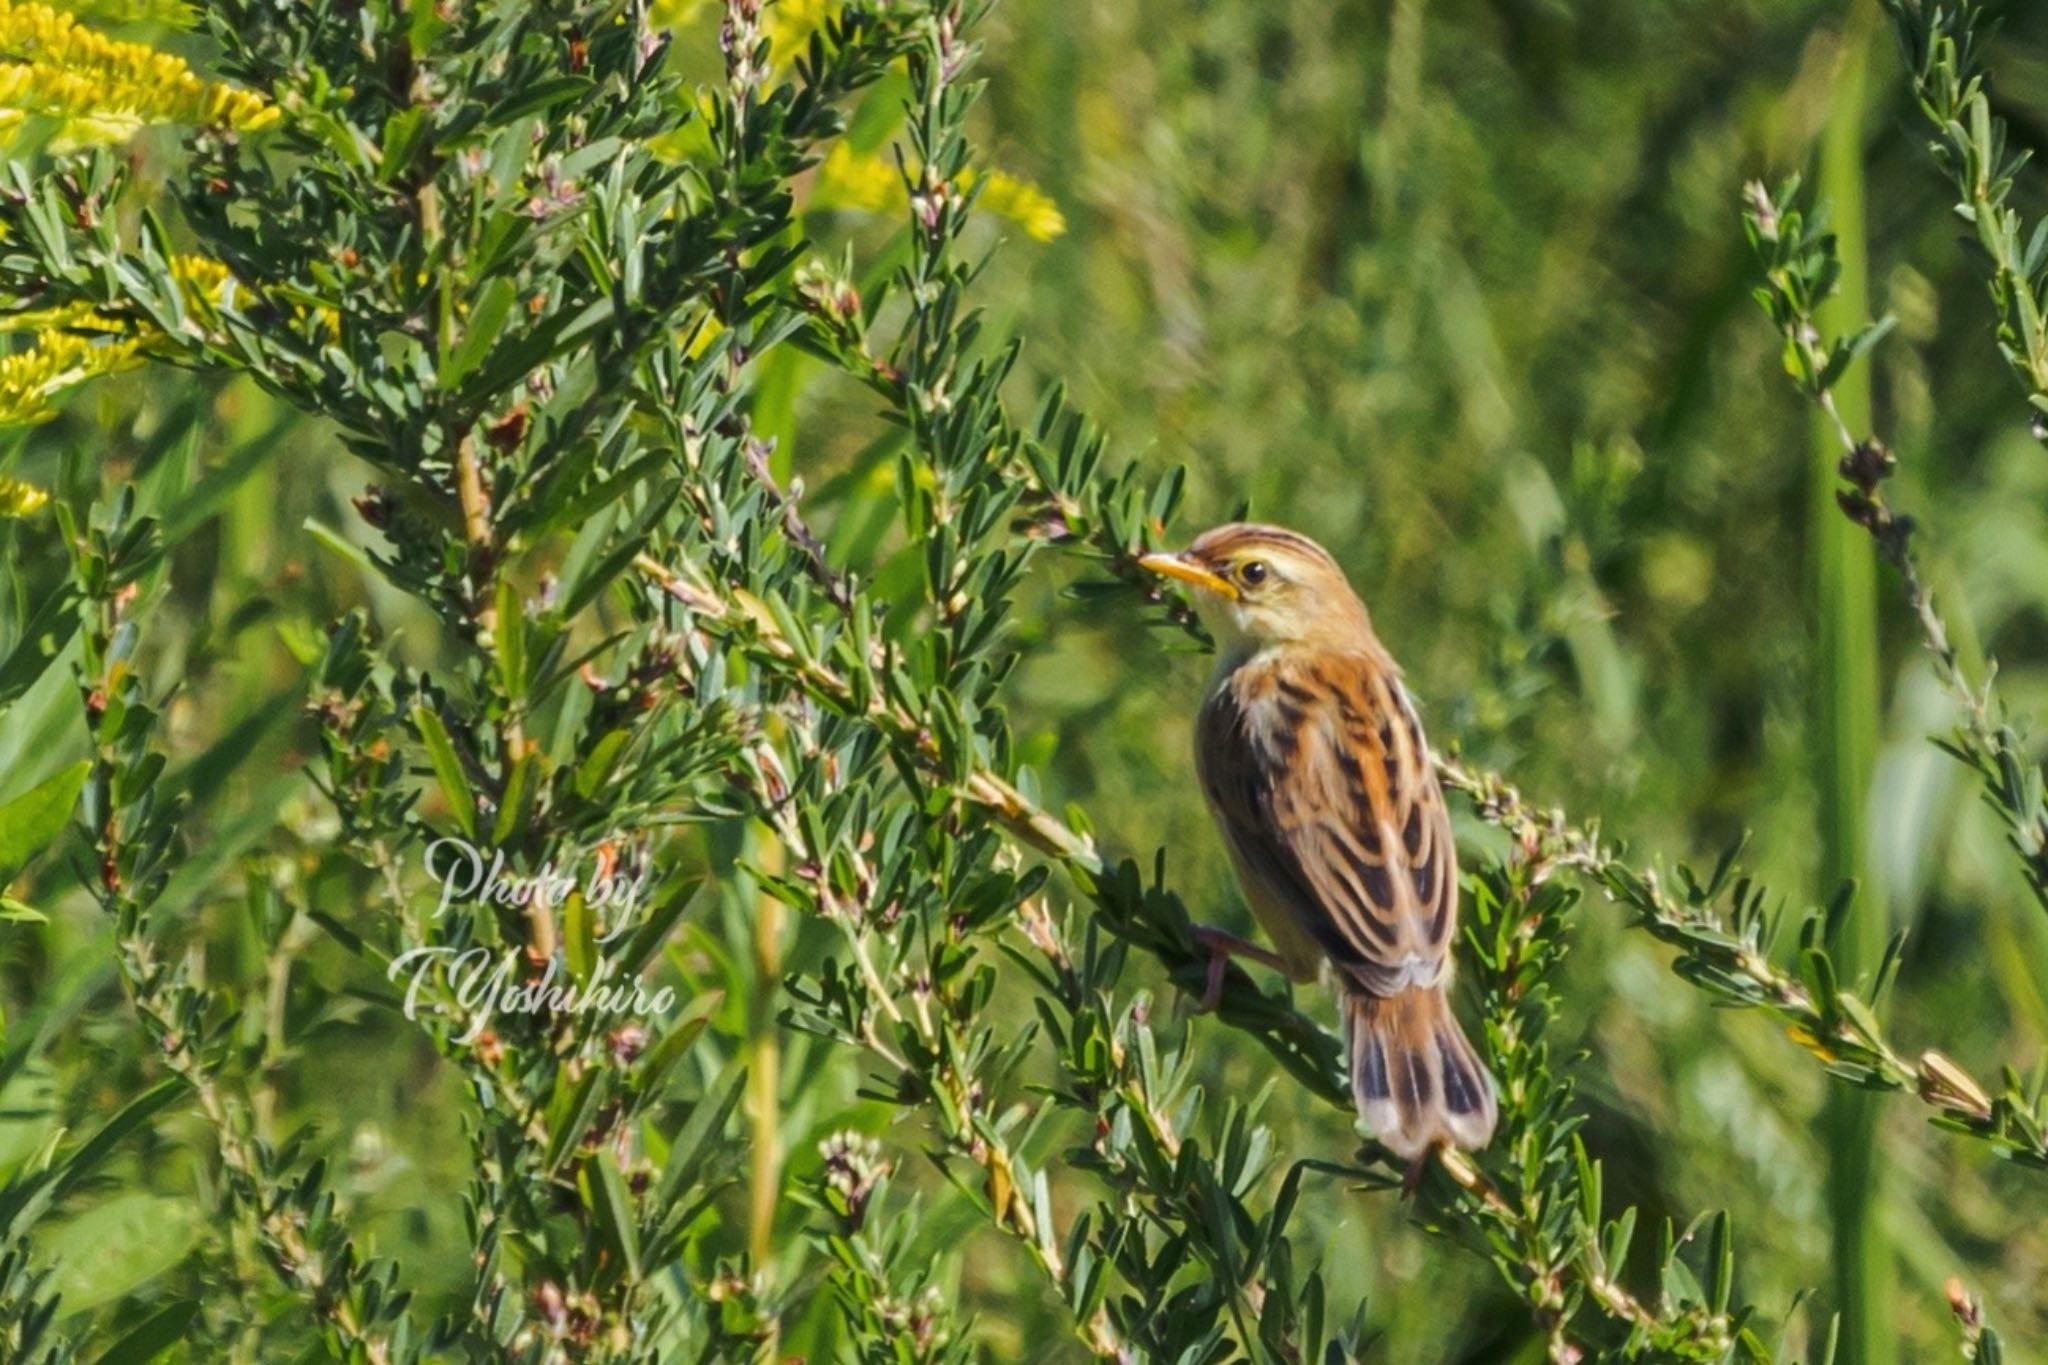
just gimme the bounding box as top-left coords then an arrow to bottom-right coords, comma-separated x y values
0,0 -> 2041,1359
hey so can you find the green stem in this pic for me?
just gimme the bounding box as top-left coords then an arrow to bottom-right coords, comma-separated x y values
1813,8 -> 1894,1361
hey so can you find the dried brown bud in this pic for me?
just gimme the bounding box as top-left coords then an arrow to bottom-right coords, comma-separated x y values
485,405 -> 530,454
1835,488 -> 1879,530
1837,440 -> 1896,494
352,484 -> 394,531
565,1291 -> 599,1343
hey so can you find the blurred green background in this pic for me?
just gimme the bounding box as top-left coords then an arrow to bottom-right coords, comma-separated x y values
6,0 -> 2048,1357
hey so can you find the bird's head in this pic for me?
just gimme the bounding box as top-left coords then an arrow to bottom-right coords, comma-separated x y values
1139,523 -> 1371,656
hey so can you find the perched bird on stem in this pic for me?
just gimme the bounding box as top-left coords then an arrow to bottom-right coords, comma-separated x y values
1140,524 -> 1498,1163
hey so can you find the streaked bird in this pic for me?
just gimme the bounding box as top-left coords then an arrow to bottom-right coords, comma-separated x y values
1140,523 -> 1497,1160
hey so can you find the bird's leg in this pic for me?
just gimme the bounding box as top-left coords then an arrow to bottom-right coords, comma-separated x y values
1400,1149 -> 1431,1198
1188,925 -> 1287,1012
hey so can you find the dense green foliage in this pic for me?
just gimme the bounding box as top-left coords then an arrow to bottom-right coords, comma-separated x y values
0,0 -> 2046,1359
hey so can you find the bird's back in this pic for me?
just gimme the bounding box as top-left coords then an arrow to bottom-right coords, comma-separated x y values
1196,645 -> 1458,997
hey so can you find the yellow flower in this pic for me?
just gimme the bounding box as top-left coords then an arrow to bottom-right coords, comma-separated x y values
647,0 -> 710,34
169,251 -> 237,324
0,0 -> 276,148
763,0 -> 832,64
171,253 -> 233,296
0,329 -> 143,426
812,142 -> 899,214
679,308 -> 724,360
0,297 -> 123,334
961,167 -> 1066,243
652,0 -> 830,69
0,475 -> 48,517
58,0 -> 196,23
0,251 -> 247,425
810,145 -> 1067,243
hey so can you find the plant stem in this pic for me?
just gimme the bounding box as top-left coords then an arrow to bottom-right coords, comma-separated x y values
748,829 -> 785,1282
1813,9 -> 1895,1360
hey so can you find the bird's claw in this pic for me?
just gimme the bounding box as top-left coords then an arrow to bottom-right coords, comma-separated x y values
1187,924 -> 1285,1013
1200,944 -> 1228,1013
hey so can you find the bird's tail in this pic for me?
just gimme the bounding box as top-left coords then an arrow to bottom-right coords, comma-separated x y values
1345,985 -> 1498,1158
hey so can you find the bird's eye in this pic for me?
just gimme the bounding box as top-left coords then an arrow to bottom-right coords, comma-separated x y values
1238,560 -> 1269,587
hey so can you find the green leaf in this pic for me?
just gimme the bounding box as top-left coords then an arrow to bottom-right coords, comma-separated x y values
563,890 -> 594,984
0,760 -> 89,879
445,277 -> 518,390
53,1081 -> 183,1204
302,517 -> 377,576
574,729 -> 632,800
92,1298 -> 199,1365
0,897 -> 48,923
44,1194 -> 201,1315
488,76 -> 596,124
543,1069 -> 603,1174
583,1150 -> 642,1284
492,747 -> 536,846
379,108 -> 429,185
494,574 -> 529,698
635,989 -> 723,1097
0,587 -> 79,713
412,705 -> 479,839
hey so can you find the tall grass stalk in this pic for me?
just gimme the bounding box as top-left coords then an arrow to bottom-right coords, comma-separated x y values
1813,6 -> 1894,1361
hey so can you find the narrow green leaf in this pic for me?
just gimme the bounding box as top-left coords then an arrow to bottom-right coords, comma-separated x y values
563,891 -> 594,984
575,729 -> 632,800
584,1150 -> 642,1283
92,1298 -> 199,1365
635,989 -> 723,1097
0,760 -> 89,878
0,897 -> 48,923
494,575 -> 529,700
492,748 -> 535,846
412,705 -> 479,839
446,277 -> 518,389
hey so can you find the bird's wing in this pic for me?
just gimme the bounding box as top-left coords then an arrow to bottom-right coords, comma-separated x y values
1196,651 -> 1455,993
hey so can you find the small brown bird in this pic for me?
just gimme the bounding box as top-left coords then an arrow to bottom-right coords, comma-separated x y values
1140,524 -> 1497,1160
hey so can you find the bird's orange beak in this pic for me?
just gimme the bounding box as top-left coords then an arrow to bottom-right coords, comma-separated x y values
1138,551 -> 1239,601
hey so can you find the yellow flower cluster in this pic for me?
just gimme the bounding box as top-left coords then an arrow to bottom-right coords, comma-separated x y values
0,328 -> 143,425
650,0 -> 831,67
0,252 -> 244,426
960,167 -> 1067,244
0,297 -> 123,335
812,144 -> 1068,243
55,0 -> 195,24
170,251 -> 241,323
642,0 -> 1065,247
813,141 -> 898,214
0,0 -> 276,147
763,0 -> 832,63
646,0 -> 708,37
0,475 -> 48,517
